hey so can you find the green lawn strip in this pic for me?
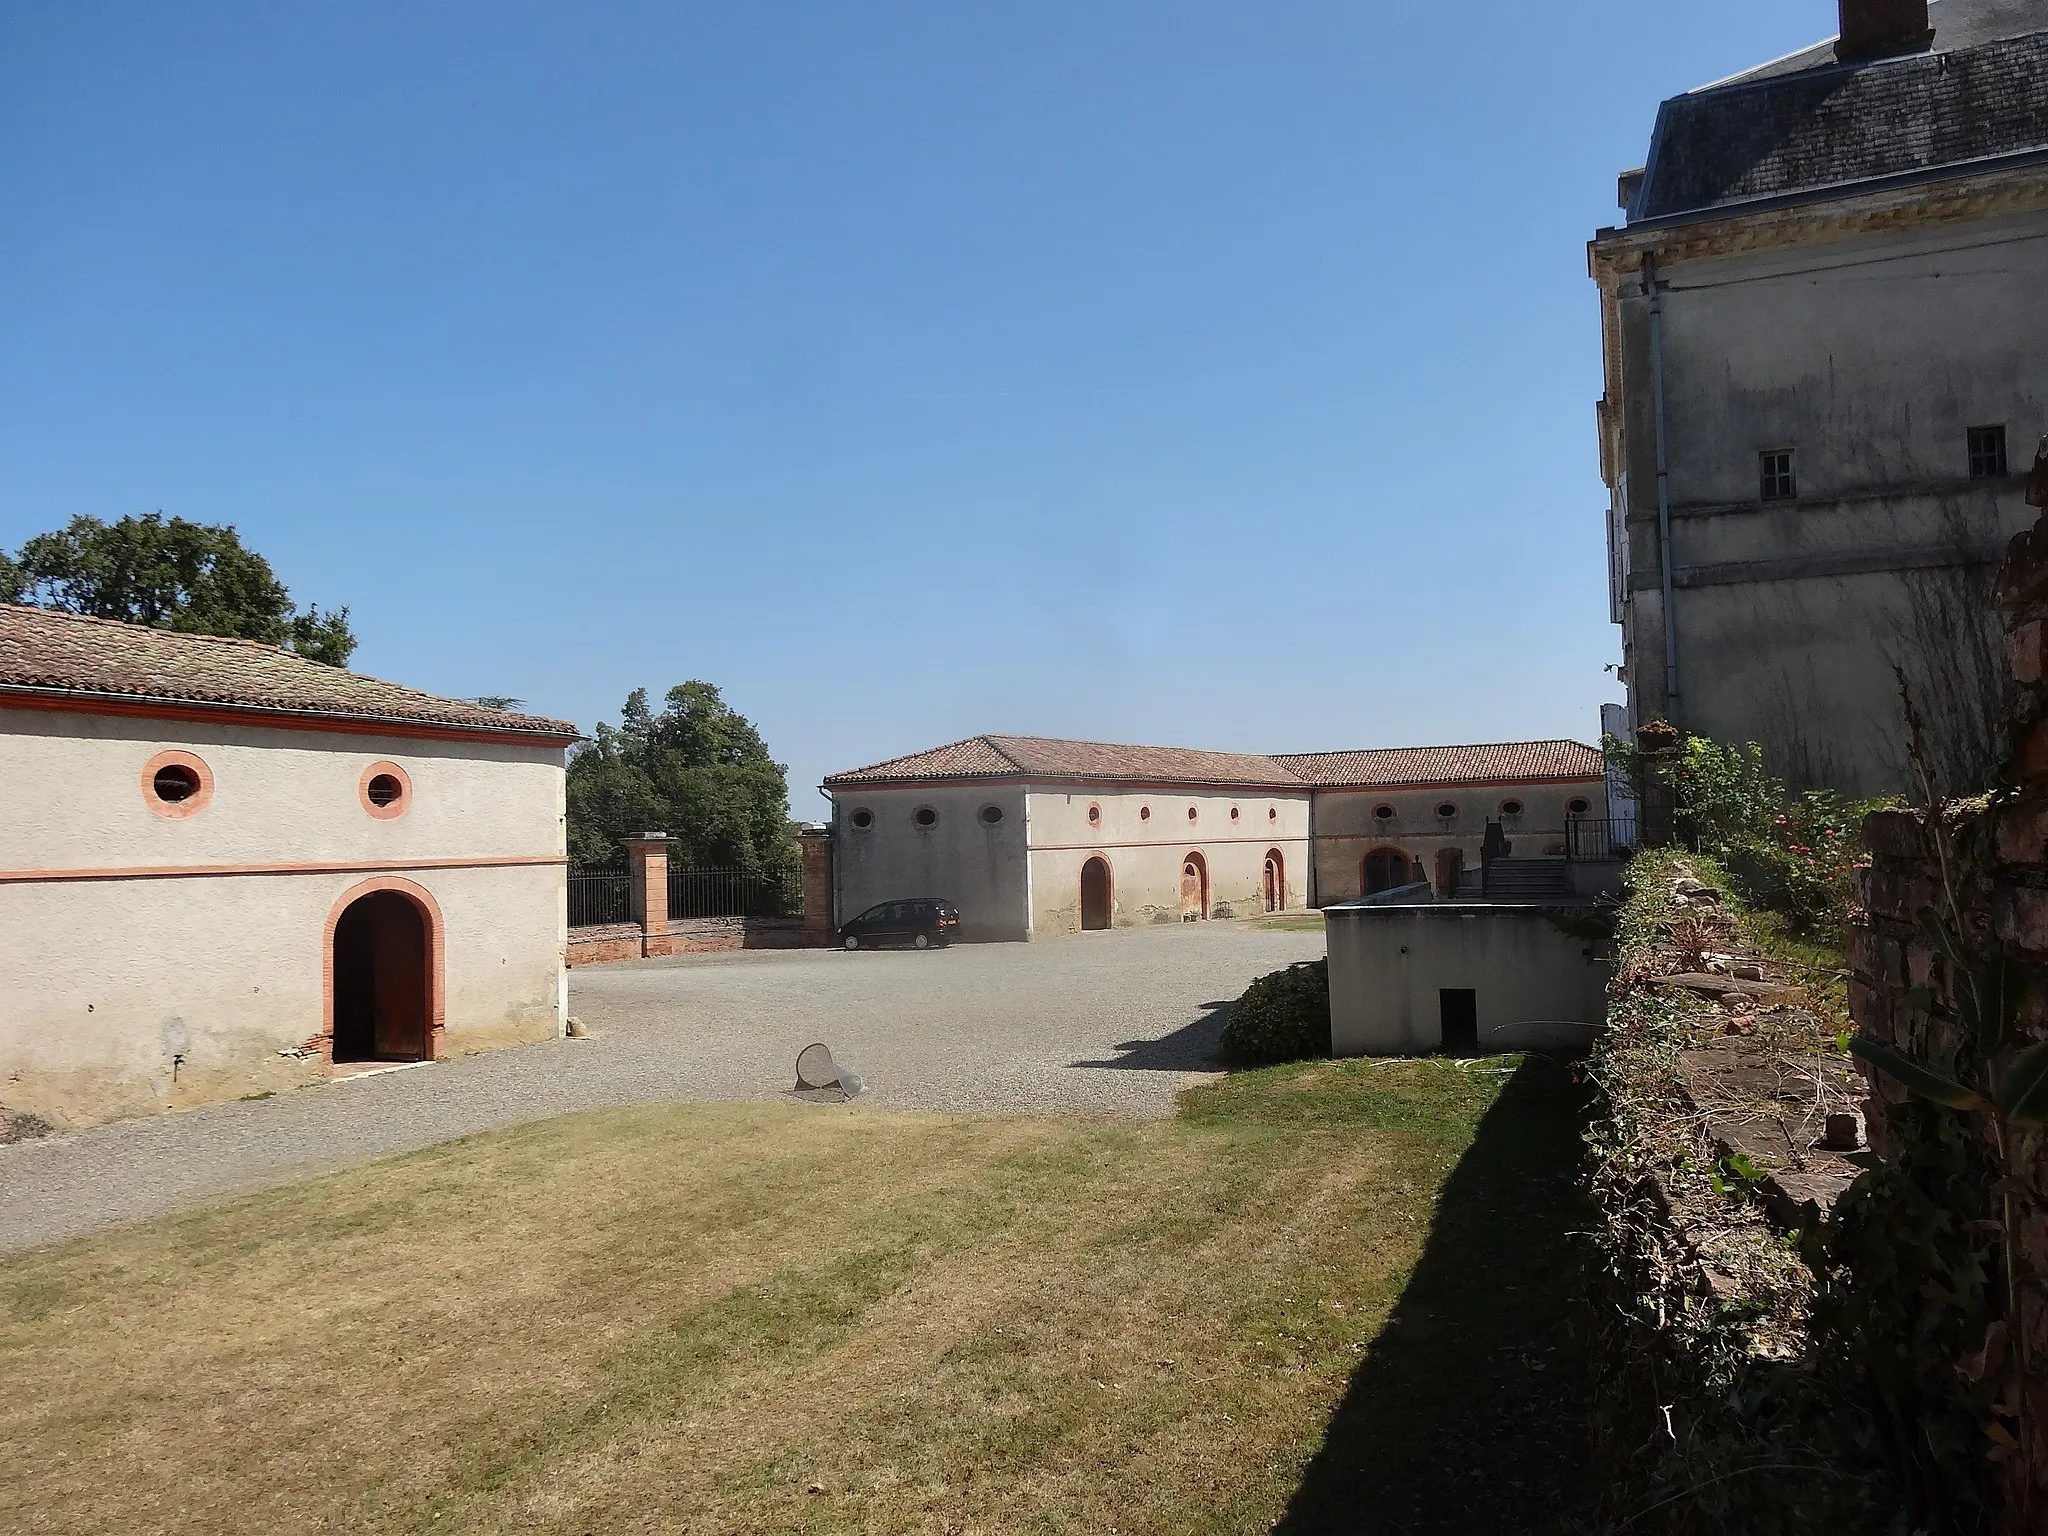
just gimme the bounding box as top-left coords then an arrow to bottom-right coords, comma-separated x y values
0,1062 -> 1592,1536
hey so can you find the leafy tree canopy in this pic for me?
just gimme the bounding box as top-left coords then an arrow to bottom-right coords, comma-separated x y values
1,513 -> 355,666
567,682 -> 794,872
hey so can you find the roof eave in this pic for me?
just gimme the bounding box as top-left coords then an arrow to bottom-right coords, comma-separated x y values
1615,144 -> 2048,237
0,683 -> 584,746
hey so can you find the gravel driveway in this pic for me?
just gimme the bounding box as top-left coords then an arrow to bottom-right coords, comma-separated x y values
0,921 -> 1323,1255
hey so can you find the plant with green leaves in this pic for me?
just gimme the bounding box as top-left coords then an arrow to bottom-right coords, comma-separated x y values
3,512 -> 355,665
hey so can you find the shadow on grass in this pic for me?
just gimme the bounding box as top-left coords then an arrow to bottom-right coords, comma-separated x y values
1278,1056 -> 1595,1536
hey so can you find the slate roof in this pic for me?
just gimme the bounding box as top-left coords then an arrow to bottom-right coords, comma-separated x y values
0,603 -> 579,739
824,734 -> 1604,790
1714,0 -> 2046,86
1628,3 -> 2048,224
1271,740 -> 1606,788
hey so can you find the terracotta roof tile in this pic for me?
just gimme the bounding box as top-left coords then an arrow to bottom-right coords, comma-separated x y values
825,734 -> 1603,790
0,604 -> 578,739
1271,740 -> 1603,788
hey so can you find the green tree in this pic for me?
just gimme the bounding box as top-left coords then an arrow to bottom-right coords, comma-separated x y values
566,682 -> 794,874
6,513 -> 356,666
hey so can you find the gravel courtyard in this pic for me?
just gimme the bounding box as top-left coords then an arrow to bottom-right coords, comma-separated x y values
0,920 -> 1323,1254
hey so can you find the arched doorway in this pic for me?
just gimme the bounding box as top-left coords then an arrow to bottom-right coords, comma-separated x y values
331,889 -> 431,1062
1080,857 -> 1113,931
1363,847 -> 1412,895
1179,851 -> 1209,921
1262,849 -> 1285,913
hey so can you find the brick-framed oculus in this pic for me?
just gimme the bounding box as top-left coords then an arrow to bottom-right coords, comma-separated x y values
141,749 -> 213,818
359,761 -> 412,819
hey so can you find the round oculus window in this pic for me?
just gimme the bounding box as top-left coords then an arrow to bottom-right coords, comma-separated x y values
850,808 -> 874,829
1139,805 -> 1151,821
154,764 -> 201,802
1567,797 -> 1591,815
914,806 -> 938,827
1268,806 -> 1278,821
979,805 -> 1003,825
141,750 -> 213,818
1087,804 -> 1101,824
1187,806 -> 1198,822
358,761 -> 412,818
1500,799 -> 1524,817
1435,802 -> 1458,820
1372,804 -> 1395,822
1229,806 -> 1240,821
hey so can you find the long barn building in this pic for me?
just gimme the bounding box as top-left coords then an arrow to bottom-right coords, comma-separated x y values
821,735 -> 1607,942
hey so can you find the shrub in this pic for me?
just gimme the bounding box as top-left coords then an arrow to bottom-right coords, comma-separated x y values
1218,959 -> 1329,1067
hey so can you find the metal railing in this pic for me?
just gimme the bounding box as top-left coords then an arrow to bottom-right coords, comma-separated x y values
568,869 -> 634,927
667,866 -> 804,920
1564,816 -> 1635,861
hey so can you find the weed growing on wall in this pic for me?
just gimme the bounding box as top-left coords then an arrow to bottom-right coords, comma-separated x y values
1608,728 -> 1890,935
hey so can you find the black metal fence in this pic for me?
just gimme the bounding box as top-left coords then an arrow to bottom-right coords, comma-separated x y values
568,868 -> 634,927
1564,816 -> 1635,861
668,866 -> 804,919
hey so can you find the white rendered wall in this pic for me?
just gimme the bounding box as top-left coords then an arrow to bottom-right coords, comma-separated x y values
831,784 -> 1031,941
1325,905 -> 1609,1056
1310,779 -> 1607,903
1610,207 -> 2048,793
1025,787 -> 1310,934
0,707 -> 567,1128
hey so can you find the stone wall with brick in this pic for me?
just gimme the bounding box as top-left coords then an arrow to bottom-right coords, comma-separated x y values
1847,443 -> 2048,1525
566,832 -> 823,966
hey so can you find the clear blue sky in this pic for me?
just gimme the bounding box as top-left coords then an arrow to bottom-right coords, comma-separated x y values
0,2 -> 1843,813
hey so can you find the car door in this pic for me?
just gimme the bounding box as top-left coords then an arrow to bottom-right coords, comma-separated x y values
873,902 -> 908,944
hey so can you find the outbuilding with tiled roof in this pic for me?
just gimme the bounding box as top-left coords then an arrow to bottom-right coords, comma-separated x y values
819,731 -> 1610,940
1,605 -> 578,1129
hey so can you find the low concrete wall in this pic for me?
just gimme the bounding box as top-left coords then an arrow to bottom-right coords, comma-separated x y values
567,916 -> 807,966
1325,901 -> 1609,1055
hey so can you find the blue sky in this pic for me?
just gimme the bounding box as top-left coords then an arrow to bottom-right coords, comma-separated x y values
0,2 -> 1845,812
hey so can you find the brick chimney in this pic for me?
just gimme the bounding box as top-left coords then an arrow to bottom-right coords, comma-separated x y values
1835,0 -> 1935,63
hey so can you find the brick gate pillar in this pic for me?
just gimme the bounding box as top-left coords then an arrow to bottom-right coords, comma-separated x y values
799,824 -> 834,945
623,834 -> 671,957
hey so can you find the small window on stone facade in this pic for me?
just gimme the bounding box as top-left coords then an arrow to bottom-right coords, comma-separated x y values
1970,425 -> 2008,479
1759,449 -> 1796,501
1500,799 -> 1523,817
1140,805 -> 1151,821
1373,804 -> 1395,823
1087,803 -> 1101,825
1567,796 -> 1591,815
1435,801 -> 1458,820
366,774 -> 405,808
914,806 -> 938,827
1268,806 -> 1278,821
1187,806 -> 1198,822
980,805 -> 1003,825
1230,806 -> 1240,821
851,809 -> 874,830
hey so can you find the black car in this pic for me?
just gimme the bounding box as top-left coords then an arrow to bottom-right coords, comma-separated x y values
838,898 -> 960,950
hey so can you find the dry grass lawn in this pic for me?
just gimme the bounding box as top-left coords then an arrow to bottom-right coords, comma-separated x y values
0,1059 -> 1589,1535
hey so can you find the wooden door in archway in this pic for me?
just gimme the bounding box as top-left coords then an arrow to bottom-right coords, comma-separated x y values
332,891 -> 429,1062
1262,850 -> 1284,913
1179,851 -> 1208,921
1080,857 -> 1113,931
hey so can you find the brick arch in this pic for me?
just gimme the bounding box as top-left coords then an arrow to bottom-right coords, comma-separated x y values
321,876 -> 446,1065
1362,846 -> 1413,895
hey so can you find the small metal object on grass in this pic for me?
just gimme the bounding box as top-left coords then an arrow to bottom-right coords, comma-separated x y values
793,1043 -> 864,1103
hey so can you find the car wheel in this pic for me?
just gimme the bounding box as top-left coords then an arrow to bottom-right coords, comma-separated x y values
843,934 -> 859,950
913,932 -> 931,950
